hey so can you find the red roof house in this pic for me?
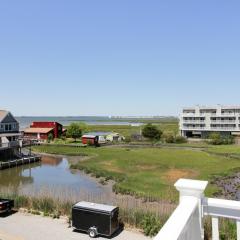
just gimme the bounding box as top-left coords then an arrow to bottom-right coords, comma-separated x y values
24,122 -> 66,140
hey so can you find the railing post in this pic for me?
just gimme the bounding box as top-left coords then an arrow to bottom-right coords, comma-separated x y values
212,217 -> 219,240
175,179 -> 208,240
237,220 -> 240,240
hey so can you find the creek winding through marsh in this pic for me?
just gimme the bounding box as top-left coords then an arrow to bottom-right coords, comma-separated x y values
0,156 -> 113,201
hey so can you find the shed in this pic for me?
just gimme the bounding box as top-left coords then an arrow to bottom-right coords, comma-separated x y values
82,135 -> 98,145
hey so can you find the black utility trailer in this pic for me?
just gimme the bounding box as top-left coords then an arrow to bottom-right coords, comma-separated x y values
0,199 -> 14,214
72,201 -> 119,238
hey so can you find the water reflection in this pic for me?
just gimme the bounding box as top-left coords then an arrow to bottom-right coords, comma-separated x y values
41,156 -> 63,166
0,164 -> 34,187
0,156 -> 111,200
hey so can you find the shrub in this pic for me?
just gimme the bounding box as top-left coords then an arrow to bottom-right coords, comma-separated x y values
61,136 -> 66,141
222,136 -> 234,145
140,214 -> 163,237
208,133 -> 223,145
47,133 -> 54,143
165,134 -> 175,143
124,136 -> 131,143
208,133 -> 234,145
175,136 -> 187,144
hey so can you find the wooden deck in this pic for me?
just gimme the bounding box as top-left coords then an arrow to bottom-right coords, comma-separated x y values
0,156 -> 41,170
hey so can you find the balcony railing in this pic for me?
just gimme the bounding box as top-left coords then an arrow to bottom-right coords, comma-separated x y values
154,179 -> 240,240
211,120 -> 236,123
182,126 -> 205,130
210,127 -> 237,131
0,140 -> 20,150
182,120 -> 205,123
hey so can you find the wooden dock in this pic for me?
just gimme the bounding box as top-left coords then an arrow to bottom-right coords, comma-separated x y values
0,156 -> 41,170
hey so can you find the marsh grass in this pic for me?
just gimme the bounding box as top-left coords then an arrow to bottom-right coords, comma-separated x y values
0,186 -> 175,236
32,145 -> 240,201
204,217 -> 237,240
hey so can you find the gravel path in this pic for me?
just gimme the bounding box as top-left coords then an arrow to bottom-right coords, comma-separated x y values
0,212 -> 151,240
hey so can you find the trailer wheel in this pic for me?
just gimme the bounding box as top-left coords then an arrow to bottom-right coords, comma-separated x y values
88,228 -> 97,238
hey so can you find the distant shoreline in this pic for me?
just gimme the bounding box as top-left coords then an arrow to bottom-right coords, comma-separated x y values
16,116 -> 178,129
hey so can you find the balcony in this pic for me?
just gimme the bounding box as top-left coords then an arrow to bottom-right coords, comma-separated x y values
182,120 -> 205,123
0,140 -> 20,150
154,179 -> 240,240
211,120 -> 236,124
181,126 -> 206,130
210,127 -> 237,131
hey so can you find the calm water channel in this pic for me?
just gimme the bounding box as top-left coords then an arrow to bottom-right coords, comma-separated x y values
0,156 -> 112,201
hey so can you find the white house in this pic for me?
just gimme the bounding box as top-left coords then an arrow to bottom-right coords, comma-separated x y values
0,110 -> 21,150
180,105 -> 240,138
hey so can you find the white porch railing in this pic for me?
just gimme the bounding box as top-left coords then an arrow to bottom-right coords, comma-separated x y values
154,179 -> 240,240
0,140 -> 20,150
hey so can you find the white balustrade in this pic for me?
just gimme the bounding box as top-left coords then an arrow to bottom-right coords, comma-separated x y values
155,179 -> 240,240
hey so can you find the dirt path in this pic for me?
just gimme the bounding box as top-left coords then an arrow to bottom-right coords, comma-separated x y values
0,212 -> 151,240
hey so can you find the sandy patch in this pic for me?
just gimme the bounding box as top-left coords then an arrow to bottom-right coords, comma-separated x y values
163,169 -> 199,183
102,161 -> 123,173
136,165 -> 156,171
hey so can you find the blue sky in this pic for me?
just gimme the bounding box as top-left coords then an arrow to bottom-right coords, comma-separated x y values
0,1 -> 240,116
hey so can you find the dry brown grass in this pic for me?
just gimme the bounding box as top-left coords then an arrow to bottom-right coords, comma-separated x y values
101,161 -> 124,173
162,169 -> 199,184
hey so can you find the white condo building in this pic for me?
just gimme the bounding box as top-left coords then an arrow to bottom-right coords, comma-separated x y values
180,105 -> 240,138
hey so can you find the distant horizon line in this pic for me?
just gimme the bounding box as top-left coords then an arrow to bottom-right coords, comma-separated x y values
15,115 -> 178,118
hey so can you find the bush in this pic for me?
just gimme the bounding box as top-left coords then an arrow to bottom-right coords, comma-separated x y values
47,133 -> 54,143
175,136 -> 187,144
165,133 -> 175,143
208,133 -> 223,145
140,214 -> 163,237
208,133 -> 234,145
124,136 -> 131,143
222,136 -> 234,145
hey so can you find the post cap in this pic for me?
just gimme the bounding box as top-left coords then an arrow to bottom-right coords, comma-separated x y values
174,179 -> 208,198
175,179 -> 208,191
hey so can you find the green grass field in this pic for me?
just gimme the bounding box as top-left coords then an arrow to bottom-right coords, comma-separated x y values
32,145 -> 240,201
64,119 -> 179,137
206,145 -> 240,155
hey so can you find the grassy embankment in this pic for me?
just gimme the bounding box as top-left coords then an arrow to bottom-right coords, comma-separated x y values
32,144 -> 240,201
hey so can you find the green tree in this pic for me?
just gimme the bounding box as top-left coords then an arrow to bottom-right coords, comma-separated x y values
47,133 -> 54,143
67,123 -> 82,141
78,122 -> 89,133
142,124 -> 162,141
